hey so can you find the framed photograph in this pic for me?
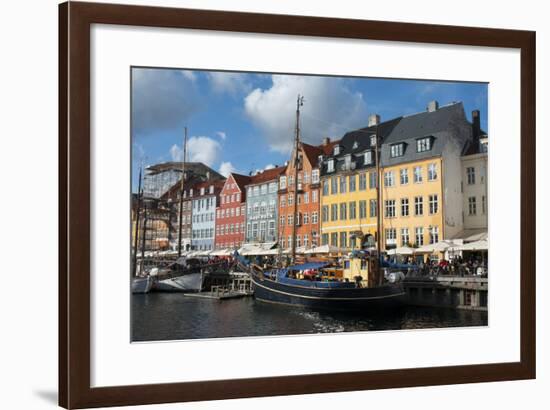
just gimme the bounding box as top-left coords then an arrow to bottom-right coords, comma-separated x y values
59,1 -> 536,408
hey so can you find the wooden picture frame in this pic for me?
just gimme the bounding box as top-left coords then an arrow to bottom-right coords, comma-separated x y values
59,1 -> 536,408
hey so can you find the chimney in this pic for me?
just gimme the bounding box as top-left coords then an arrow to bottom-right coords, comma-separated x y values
427,100 -> 439,112
322,137 -> 331,146
368,114 -> 380,127
472,109 -> 481,149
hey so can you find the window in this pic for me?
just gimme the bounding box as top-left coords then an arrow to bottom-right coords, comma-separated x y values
312,190 -> 318,203
280,215 -> 285,226
303,234 -> 309,248
280,195 -> 286,207
260,184 -> 267,195
468,196 -> 477,215
303,192 -> 309,204
385,228 -> 397,246
303,172 -> 310,184
415,227 -> 424,246
288,195 -> 293,206
414,196 -> 424,216
330,232 -> 338,246
280,176 -> 287,189
429,194 -> 439,214
364,151 -> 373,165
322,233 -> 329,246
303,213 -> 309,224
359,173 -> 367,190
359,200 -> 367,219
467,167 -> 476,185
428,163 -> 437,181
349,201 -> 357,219
236,207 -> 240,216
312,169 -> 320,184
390,143 -> 404,158
401,198 -> 409,217
416,137 -> 432,152
327,159 -> 335,173
252,222 -> 258,239
369,199 -> 377,218
334,145 -> 340,155
414,166 -> 423,183
287,214 -> 292,225
280,237 -> 285,248
384,199 -> 396,218
482,195 -> 486,214
311,211 -> 318,224
340,203 -> 347,220
339,231 -> 347,248
288,175 -> 294,186
429,226 -> 439,244
369,171 -> 377,189
349,175 -> 356,191
331,204 -> 338,221
322,180 -> 329,196
400,228 -> 410,246
339,176 -> 347,193
370,135 -> 377,147
400,168 -> 409,185
384,171 -> 395,187
322,205 -> 329,222
331,176 -> 338,194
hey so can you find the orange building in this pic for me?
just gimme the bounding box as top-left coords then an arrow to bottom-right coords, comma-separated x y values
277,139 -> 338,249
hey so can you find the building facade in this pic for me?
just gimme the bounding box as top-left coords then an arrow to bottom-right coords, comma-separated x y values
244,166 -> 286,244
379,101 -> 482,249
160,165 -> 224,251
215,173 -> 250,249
319,115 -> 401,249
318,101 -> 486,251
278,142 -> 335,249
190,180 -> 225,251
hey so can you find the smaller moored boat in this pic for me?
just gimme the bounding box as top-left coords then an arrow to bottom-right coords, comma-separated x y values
131,275 -> 154,294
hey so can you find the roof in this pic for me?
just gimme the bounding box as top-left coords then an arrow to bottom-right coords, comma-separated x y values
230,173 -> 252,192
145,161 -> 223,179
301,140 -> 341,168
380,102 -> 472,166
247,165 -> 287,185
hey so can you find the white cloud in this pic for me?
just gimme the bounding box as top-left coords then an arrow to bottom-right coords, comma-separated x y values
169,136 -> 221,167
180,70 -> 197,82
244,75 -> 368,152
219,161 -> 237,177
216,131 -> 227,140
132,68 -> 199,135
208,72 -> 252,95
263,164 -> 276,170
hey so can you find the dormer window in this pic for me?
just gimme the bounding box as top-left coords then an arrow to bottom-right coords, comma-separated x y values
333,145 -> 340,155
200,187 -> 205,195
390,143 -> 405,158
416,136 -> 432,153
370,135 -> 377,147
364,151 -> 373,165
327,159 -> 335,173
352,141 -> 359,149
344,154 -> 352,169
209,185 -> 214,194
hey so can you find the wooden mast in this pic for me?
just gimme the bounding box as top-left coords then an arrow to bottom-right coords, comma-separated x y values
290,95 -> 304,263
177,127 -> 188,257
374,122 -> 383,284
132,166 -> 142,277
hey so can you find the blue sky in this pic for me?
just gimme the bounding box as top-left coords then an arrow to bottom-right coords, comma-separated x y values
131,67 -> 488,191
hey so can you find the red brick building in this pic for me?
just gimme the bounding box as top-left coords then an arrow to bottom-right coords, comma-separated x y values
215,173 -> 251,249
278,140 -> 338,249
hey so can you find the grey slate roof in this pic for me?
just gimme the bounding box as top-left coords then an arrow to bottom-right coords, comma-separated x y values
319,102 -> 478,174
380,102 -> 472,167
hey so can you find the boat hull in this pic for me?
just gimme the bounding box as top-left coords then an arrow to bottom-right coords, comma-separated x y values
154,272 -> 203,292
131,276 -> 154,294
251,275 -> 405,310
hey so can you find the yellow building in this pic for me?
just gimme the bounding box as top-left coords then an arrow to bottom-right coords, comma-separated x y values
380,157 -> 443,249
319,101 -> 485,256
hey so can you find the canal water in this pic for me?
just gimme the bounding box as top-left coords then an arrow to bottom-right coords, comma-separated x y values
132,294 -> 488,342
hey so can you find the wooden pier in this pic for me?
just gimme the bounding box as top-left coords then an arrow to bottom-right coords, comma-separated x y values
185,276 -> 254,300
403,275 -> 488,311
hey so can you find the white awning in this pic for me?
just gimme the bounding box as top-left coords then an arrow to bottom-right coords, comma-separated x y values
455,240 -> 489,251
304,244 -> 345,254
387,246 -> 416,255
451,229 -> 488,242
